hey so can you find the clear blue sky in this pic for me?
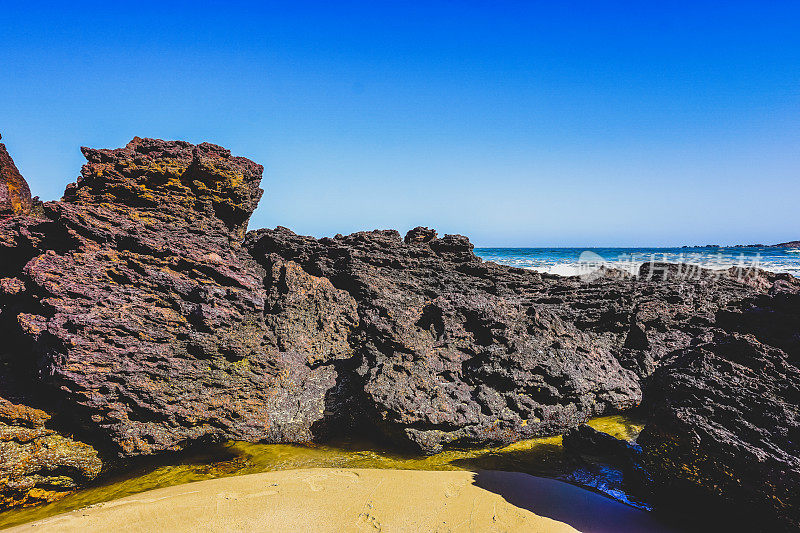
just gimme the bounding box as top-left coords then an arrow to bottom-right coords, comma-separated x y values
2,1 -> 798,246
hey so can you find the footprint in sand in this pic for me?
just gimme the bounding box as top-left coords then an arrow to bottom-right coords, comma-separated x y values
303,473 -> 327,491
356,510 -> 382,531
444,480 -> 468,499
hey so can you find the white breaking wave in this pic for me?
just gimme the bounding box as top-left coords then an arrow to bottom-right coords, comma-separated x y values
476,248 -> 800,279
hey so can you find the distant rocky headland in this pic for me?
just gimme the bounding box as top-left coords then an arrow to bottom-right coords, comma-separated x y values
681,241 -> 800,248
1,137 -> 798,530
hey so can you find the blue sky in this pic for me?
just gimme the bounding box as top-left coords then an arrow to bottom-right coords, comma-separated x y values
2,1 -> 799,246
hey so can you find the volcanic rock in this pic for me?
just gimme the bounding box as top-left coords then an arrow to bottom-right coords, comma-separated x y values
0,134 -> 33,217
1,138 -> 356,458
0,396 -> 101,511
245,228 -> 765,453
638,330 -> 800,530
1,136 -> 798,526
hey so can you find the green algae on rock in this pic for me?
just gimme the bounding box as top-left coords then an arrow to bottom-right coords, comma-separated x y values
0,397 -> 101,511
0,415 -> 642,529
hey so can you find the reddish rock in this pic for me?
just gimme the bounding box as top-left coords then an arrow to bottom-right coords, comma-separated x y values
2,139 -> 356,458
1,137 -> 798,528
0,134 -> 33,217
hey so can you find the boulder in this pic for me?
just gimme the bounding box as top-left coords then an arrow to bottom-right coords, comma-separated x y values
245,227 -> 763,453
638,332 -> 800,530
0,396 -> 101,511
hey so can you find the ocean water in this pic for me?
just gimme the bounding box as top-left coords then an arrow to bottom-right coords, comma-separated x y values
475,246 -> 800,277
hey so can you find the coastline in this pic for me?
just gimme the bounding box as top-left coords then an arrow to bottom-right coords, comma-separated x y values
4,468 -> 677,533
2,137 -> 798,529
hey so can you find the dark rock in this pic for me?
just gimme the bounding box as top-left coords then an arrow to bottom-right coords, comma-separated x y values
246,227 -> 646,452
245,228 -> 765,454
1,136 -> 798,525
638,333 -> 800,530
404,226 -> 438,244
773,240 -> 800,248
562,424 -> 641,462
0,134 -> 33,217
560,424 -> 652,510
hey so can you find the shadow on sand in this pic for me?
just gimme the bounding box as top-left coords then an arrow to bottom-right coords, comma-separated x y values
470,470 -> 681,533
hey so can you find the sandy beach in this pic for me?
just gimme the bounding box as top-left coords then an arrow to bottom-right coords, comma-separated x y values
6,468 -> 677,532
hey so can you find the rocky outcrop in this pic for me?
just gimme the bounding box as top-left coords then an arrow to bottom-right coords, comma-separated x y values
1,136 -> 798,527
246,227 -> 636,452
245,230 -> 766,453
0,138 -> 357,459
638,330 -> 800,530
0,134 -> 33,217
0,397 -> 101,511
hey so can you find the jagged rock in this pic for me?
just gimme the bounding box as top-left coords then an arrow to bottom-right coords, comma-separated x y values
246,226 -> 640,452
638,332 -> 800,530
0,134 -> 33,217
1,136 -> 798,527
263,255 -> 358,366
245,228 -> 764,453
403,226 -> 438,244
1,139 -> 356,458
0,396 -> 101,511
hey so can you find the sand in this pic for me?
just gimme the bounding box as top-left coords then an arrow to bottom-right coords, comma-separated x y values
5,468 -> 677,532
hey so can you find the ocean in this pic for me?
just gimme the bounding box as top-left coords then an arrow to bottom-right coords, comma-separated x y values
474,246 -> 800,277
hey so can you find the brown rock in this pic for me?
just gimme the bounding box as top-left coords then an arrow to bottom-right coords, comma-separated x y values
0,134 -> 33,217
245,227 -> 766,453
2,139 -> 352,458
0,396 -> 101,511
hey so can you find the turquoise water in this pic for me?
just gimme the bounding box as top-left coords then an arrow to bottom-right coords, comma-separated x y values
475,246 -> 800,277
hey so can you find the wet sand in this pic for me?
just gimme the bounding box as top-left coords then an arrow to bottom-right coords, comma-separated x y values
6,468 -> 677,532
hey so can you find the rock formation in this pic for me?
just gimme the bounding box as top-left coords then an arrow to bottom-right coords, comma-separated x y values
0,134 -> 33,217
0,136 -> 798,528
0,138 -> 357,459
638,332 -> 800,529
0,397 -> 101,511
246,230 -> 768,453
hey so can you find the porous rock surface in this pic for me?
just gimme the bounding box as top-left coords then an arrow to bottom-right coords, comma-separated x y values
639,332 -> 800,529
0,396 -> 101,511
245,229 -> 766,453
0,138 -> 357,459
0,134 -> 33,217
1,137 -> 798,527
